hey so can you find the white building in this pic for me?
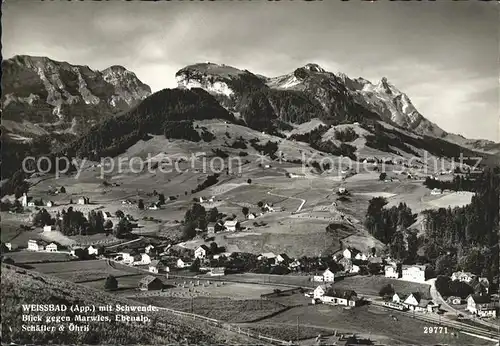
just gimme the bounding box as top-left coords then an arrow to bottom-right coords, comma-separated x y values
385,265 -> 401,279
87,245 -> 100,256
354,253 -> 368,261
430,188 -> 442,195
149,260 -> 168,274
322,269 -> 335,282
78,197 -> 90,205
350,264 -> 360,274
313,284 -> 329,299
402,265 -> 426,283
46,201 -> 54,207
43,225 -> 55,232
120,251 -> 135,264
5,243 -> 12,251
177,258 -> 192,268
247,213 -> 256,220
276,253 -> 291,264
258,252 -> 277,261
27,239 -> 44,251
224,220 -> 238,232
451,271 -> 477,284
194,245 -> 209,259
45,243 -> 58,252
342,248 -> 360,260
145,244 -> 155,254
466,295 -> 497,318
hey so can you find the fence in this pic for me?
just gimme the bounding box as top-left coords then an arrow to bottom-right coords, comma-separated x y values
155,305 -> 292,345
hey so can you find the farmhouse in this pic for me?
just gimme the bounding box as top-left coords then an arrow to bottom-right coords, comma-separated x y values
194,245 -> 209,259
87,245 -> 102,256
401,292 -> 438,312
177,258 -> 192,268
27,239 -> 45,252
354,253 -> 368,261
139,276 -> 163,291
207,222 -> 217,234
145,244 -> 155,254
321,288 -> 360,307
102,211 -> 113,220
392,293 -> 404,303
478,277 -> 490,294
78,197 -> 90,205
213,252 -> 232,260
342,247 -> 360,260
313,284 -> 330,299
276,253 -> 291,264
385,264 -> 401,279
224,220 -> 238,232
401,265 -> 426,283
350,264 -> 360,274
430,188 -> 442,195
43,225 -> 55,232
120,250 -> 136,264
466,295 -> 497,318
339,257 -> 353,272
451,271 -> 477,284
210,267 -> 226,276
45,243 -> 58,252
5,243 -> 12,251
149,260 -> 168,273
247,213 -> 257,220
322,268 -> 335,282
46,201 -> 54,207
134,253 -> 151,265
258,252 -> 276,260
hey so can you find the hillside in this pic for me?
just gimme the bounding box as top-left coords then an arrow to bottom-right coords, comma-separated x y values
175,62 -> 499,153
1,55 -> 151,141
0,264 -> 255,345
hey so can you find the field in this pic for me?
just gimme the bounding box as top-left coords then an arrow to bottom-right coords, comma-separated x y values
1,264 -> 255,345
30,259 -> 133,282
332,275 -> 431,298
6,250 -> 73,264
135,296 -> 288,322
258,303 -> 491,345
245,323 -> 335,342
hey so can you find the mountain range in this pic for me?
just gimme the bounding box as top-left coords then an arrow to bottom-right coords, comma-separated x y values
1,56 -> 499,183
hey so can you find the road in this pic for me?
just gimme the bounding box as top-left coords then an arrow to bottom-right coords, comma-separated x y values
428,278 -> 500,332
267,190 -> 306,213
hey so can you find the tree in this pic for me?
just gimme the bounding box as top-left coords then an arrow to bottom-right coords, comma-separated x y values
257,201 -> 264,208
73,248 -> 87,260
209,242 -> 218,254
33,208 -> 53,227
104,275 -> 118,290
242,207 -> 249,217
379,284 -> 394,298
158,193 -> 166,205
379,173 -> 387,181
69,198 -> 73,204
138,199 -> 145,210
389,229 -> 407,261
247,179 -> 252,184
190,258 -> 201,272
435,255 -> 454,276
207,207 -> 219,223
104,219 -> 113,230
115,210 -> 125,219
114,218 -> 132,238
60,186 -> 66,193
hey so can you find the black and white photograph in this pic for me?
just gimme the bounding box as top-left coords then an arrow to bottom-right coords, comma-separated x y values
1,1 -> 499,345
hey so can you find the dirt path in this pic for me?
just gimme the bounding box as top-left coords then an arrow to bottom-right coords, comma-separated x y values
267,190 -> 306,213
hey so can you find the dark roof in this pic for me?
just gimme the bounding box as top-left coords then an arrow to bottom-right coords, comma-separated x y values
469,295 -> 491,304
140,275 -> 161,285
408,292 -> 422,302
278,253 -> 291,261
325,288 -> 357,300
198,245 -> 209,251
347,247 -> 361,255
150,260 -> 164,267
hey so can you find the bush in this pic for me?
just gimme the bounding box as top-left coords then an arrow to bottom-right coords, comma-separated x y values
379,284 -> 394,297
104,275 -> 118,290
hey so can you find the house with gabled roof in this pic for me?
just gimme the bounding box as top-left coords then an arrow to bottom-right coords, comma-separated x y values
343,247 -> 360,260
276,253 -> 291,264
149,260 -> 168,274
313,284 -> 330,299
194,245 -> 209,259
402,265 -> 426,283
321,288 -> 360,307
466,295 -> 497,318
138,275 -> 163,291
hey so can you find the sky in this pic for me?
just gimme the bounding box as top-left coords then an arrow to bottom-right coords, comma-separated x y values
3,1 -> 499,141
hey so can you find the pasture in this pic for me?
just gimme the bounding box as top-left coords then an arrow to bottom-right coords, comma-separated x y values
6,251 -> 73,264
332,275 -> 431,298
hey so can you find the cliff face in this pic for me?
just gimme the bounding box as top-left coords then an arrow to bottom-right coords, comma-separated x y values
1,55 -> 151,139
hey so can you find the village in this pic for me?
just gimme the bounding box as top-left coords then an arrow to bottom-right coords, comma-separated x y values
1,168 -> 499,345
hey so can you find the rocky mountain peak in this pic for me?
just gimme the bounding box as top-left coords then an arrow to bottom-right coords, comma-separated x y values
302,63 -> 326,73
